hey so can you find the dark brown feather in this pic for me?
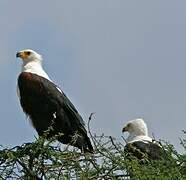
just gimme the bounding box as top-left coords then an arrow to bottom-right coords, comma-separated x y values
18,72 -> 93,153
125,140 -> 166,160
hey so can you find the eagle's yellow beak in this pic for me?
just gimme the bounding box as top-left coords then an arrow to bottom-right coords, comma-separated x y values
16,51 -> 28,59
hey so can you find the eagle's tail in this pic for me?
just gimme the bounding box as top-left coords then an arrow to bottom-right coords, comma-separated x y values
72,133 -> 94,153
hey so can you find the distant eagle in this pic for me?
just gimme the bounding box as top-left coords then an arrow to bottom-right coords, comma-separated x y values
122,118 -> 165,160
16,49 -> 93,153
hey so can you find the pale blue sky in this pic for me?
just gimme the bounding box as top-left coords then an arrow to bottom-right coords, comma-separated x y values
0,1 -> 186,152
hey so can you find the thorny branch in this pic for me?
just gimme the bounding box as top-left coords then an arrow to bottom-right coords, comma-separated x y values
0,115 -> 185,179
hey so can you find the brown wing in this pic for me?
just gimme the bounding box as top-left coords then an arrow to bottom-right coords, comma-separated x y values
18,72 -> 93,152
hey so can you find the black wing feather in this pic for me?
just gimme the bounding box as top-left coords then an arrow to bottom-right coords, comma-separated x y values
125,140 -> 165,160
18,72 -> 93,152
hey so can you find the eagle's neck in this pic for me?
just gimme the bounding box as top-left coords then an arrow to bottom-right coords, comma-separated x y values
21,61 -> 51,81
127,132 -> 152,143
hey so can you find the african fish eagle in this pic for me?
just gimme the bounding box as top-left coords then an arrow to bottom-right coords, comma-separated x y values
122,118 -> 165,160
16,49 -> 93,153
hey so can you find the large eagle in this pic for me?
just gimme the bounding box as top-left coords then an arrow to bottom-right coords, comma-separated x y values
122,118 -> 165,160
16,49 -> 93,153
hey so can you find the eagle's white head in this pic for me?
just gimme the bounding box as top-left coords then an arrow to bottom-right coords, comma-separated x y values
16,49 -> 42,64
16,49 -> 51,81
122,118 -> 152,143
122,118 -> 148,136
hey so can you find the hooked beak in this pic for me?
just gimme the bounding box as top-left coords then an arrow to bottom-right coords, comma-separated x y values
16,52 -> 21,58
16,51 -> 27,59
122,126 -> 128,133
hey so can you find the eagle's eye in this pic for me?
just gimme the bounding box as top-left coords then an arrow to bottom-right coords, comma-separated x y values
127,123 -> 131,128
25,51 -> 31,56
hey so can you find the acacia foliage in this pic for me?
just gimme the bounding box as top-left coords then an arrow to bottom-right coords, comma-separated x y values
0,121 -> 185,179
